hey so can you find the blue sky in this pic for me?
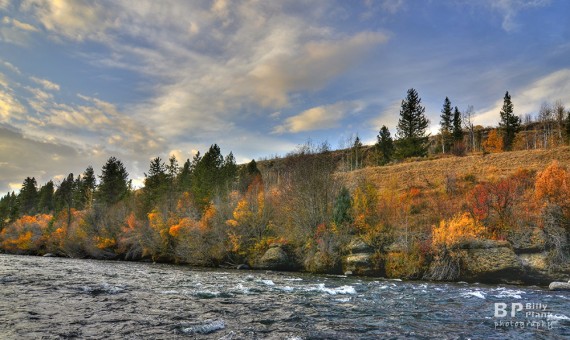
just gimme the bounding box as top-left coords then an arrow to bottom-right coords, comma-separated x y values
1,0 -> 569,194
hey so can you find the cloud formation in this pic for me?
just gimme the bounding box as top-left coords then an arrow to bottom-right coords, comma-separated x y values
274,101 -> 361,134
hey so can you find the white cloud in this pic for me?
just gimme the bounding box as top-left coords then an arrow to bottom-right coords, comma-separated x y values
0,85 -> 26,121
274,101 -> 361,134
30,76 -> 60,91
17,1 -> 387,140
483,0 -> 550,32
0,59 -> 21,74
474,68 -> 570,126
2,16 -> 38,31
21,0 -> 116,41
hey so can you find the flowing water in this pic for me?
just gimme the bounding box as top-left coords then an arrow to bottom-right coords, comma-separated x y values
0,254 -> 568,339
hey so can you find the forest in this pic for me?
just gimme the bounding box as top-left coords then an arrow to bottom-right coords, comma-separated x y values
1,89 -> 570,282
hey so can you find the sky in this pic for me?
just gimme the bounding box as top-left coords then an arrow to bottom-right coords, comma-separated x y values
1,0 -> 569,194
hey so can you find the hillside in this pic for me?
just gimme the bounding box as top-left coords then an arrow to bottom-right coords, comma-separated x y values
344,146 -> 570,193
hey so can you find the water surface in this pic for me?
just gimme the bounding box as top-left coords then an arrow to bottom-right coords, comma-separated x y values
0,254 -> 568,339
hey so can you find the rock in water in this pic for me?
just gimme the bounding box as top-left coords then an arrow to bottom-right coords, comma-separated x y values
257,246 -> 291,270
549,282 -> 570,291
458,240 -> 524,283
42,253 -> 57,257
236,264 -> 250,270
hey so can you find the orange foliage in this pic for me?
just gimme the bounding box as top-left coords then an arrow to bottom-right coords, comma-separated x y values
483,129 -> 503,153
432,212 -> 486,248
0,214 -> 52,253
535,161 -> 570,211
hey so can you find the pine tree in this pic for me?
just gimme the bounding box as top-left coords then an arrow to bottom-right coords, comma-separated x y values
239,159 -> 261,193
19,177 -> 38,215
97,157 -> 130,205
333,186 -> 352,226
396,88 -> 430,158
440,97 -> 453,153
499,91 -> 520,151
191,144 -> 224,211
82,166 -> 96,208
222,152 -> 238,190
353,136 -> 363,169
376,125 -> 394,165
452,106 -> 463,142
37,180 -> 55,213
178,159 -> 192,193
143,157 -> 167,211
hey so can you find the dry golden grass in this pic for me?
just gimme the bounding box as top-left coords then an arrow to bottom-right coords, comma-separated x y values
342,146 -> 570,193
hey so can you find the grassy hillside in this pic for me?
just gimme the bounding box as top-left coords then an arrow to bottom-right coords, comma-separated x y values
343,146 -> 570,193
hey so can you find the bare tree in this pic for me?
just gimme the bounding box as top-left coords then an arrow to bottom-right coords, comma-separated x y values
539,101 -> 553,148
462,105 -> 475,152
554,100 -> 566,142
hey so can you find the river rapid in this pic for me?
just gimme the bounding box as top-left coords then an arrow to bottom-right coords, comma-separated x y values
0,254 -> 568,339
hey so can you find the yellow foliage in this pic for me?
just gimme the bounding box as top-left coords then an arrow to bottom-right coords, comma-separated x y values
95,237 -> 116,250
535,161 -> 570,210
483,129 -> 504,153
432,212 -> 486,248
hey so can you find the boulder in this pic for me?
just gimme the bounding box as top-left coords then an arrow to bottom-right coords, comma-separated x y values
343,253 -> 381,276
345,238 -> 373,254
42,253 -> 57,257
549,282 -> 570,291
509,227 -> 546,253
457,240 -> 524,283
341,237 -> 381,276
257,246 -> 292,271
236,264 -> 250,270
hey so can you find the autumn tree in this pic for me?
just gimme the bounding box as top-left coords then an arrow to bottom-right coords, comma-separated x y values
375,125 -> 394,165
499,91 -> 520,151
440,97 -> 453,153
396,88 -> 430,158
535,161 -> 570,215
96,157 -> 130,206
483,129 -> 503,153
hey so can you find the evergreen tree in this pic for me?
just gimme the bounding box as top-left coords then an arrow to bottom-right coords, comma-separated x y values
440,97 -> 453,153
166,155 -> 180,211
0,192 -> 18,227
333,186 -> 352,226
191,144 -> 224,211
222,152 -> 238,190
37,180 -> 55,213
452,106 -> 463,142
375,125 -> 394,165
82,166 -> 96,208
19,177 -> 38,215
239,159 -> 261,193
143,157 -> 168,211
97,157 -> 130,205
178,159 -> 192,193
353,136 -> 363,169
54,173 -> 75,228
396,88 -> 430,158
499,91 -> 520,151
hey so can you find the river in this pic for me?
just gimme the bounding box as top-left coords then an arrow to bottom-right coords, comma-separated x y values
0,254 -> 568,339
